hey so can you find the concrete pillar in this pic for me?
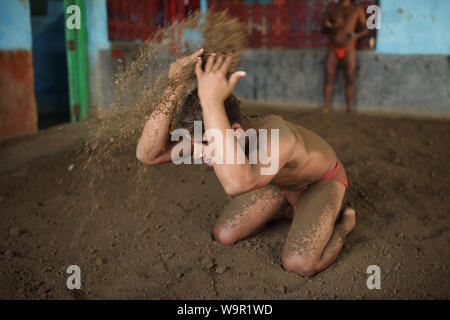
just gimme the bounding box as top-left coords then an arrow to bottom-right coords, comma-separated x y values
0,0 -> 37,138
84,0 -> 112,110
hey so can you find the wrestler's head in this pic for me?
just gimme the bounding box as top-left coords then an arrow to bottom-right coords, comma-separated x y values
176,88 -> 242,165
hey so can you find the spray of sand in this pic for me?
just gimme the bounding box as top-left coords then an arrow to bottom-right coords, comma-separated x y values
65,9 -> 248,229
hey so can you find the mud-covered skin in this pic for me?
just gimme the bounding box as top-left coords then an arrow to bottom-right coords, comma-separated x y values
214,114 -> 355,276
245,114 -> 338,190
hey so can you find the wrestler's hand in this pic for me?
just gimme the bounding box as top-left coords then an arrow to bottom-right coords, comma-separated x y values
195,53 -> 246,106
167,48 -> 204,95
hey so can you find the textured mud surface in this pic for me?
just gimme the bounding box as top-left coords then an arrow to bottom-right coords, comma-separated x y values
1,106 -> 449,299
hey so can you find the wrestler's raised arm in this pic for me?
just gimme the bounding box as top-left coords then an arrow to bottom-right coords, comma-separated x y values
195,54 -> 296,196
136,49 -> 204,165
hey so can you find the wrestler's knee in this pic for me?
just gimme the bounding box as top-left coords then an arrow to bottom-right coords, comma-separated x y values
213,223 -> 236,246
282,254 -> 318,277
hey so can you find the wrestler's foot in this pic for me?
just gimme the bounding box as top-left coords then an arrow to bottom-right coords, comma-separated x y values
338,207 -> 356,235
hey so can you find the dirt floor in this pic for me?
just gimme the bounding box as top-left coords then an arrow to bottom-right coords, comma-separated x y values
0,104 -> 449,300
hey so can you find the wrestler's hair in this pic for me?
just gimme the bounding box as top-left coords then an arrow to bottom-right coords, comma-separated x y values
177,88 -> 242,135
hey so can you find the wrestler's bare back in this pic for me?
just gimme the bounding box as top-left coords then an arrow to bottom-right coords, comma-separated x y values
245,114 -> 338,190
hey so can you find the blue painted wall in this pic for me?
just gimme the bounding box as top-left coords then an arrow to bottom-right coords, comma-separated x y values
243,0 -> 271,3
84,0 -> 110,68
377,0 -> 450,54
0,0 -> 32,50
84,0 -> 111,110
200,0 -> 207,13
31,0 -> 69,114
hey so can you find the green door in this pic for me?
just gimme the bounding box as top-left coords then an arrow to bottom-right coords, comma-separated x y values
64,0 -> 89,122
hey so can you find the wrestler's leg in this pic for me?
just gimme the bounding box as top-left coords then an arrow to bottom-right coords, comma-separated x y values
281,180 -> 355,276
324,48 -> 339,112
214,185 -> 288,245
342,46 -> 356,112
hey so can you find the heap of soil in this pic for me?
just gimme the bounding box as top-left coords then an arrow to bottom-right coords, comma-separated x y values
0,105 -> 449,299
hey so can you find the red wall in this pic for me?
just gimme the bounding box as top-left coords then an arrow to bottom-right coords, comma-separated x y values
106,0 -> 377,48
209,0 -> 378,49
0,50 -> 38,138
107,0 -> 199,41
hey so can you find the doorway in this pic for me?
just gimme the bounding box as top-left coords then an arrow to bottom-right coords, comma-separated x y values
30,0 -> 70,129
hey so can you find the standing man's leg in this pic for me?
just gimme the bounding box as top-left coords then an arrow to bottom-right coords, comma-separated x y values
323,48 -> 339,112
342,46 -> 356,112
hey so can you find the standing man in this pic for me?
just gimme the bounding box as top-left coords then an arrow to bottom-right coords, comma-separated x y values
322,0 -> 368,113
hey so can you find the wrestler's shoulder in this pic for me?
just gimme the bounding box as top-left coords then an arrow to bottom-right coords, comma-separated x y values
256,114 -> 290,128
259,114 -> 300,140
263,113 -> 284,122
247,113 -> 298,129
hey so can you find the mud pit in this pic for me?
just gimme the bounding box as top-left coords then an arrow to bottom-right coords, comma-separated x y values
0,106 -> 449,299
